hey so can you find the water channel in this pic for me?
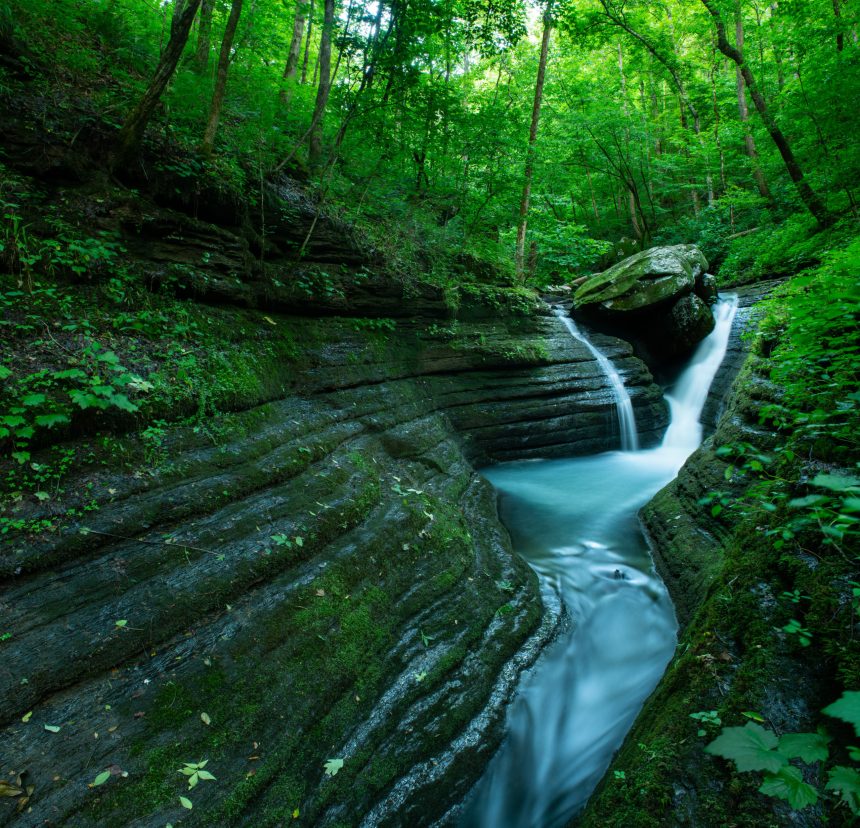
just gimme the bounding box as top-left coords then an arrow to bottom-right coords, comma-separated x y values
461,295 -> 739,828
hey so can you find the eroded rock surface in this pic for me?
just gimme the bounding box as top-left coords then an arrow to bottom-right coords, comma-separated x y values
0,307 -> 666,827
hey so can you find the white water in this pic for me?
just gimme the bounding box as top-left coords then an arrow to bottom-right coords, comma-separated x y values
461,295 -> 739,828
553,309 -> 639,451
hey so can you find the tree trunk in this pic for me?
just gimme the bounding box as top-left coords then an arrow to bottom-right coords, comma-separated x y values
833,0 -> 844,52
300,0 -> 314,83
308,0 -> 334,171
193,0 -> 214,73
585,160 -> 600,222
515,0 -> 552,281
701,0 -> 831,226
200,0 -> 244,155
113,0 -> 202,171
172,0 -> 187,34
281,0 -> 307,103
734,12 -> 772,199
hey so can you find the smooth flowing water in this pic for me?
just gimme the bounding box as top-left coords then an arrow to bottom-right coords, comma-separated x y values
553,310 -> 639,451
462,296 -> 739,828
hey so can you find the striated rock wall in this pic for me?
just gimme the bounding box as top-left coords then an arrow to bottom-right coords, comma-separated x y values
0,305 -> 666,827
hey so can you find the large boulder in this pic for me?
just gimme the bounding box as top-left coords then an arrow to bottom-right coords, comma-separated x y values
571,245 -> 717,362
574,244 -> 709,313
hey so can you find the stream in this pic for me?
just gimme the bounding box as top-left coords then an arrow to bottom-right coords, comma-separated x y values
461,295 -> 739,828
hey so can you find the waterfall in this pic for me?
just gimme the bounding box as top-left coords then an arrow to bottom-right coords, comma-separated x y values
661,294 -> 739,454
462,295 -> 740,828
553,309 -> 639,451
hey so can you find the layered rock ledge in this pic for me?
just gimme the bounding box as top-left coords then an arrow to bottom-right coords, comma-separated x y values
1,302 -> 666,827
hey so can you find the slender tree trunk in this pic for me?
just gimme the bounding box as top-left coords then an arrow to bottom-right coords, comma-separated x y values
300,0 -> 314,83
585,160 -> 600,222
193,0 -> 214,73
200,0 -> 244,155
734,12 -> 772,199
308,0 -> 334,171
710,49 -> 726,193
113,0 -> 202,171
515,0 -> 552,281
833,0 -> 844,52
617,42 -> 643,238
281,0 -> 307,103
701,0 -> 831,225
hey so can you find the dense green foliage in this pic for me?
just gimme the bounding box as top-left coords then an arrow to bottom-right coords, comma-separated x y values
1,0 -> 857,283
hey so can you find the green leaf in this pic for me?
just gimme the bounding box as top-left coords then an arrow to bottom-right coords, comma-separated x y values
97,350 -> 121,365
0,365 -> 11,380
812,473 -> 860,493
777,731 -> 830,763
34,413 -> 70,428
323,758 -> 344,777
196,770 -> 216,781
109,393 -> 138,412
70,390 -> 109,410
44,724 -> 61,733
788,495 -> 829,508
705,723 -> 787,773
22,393 -> 47,406
91,770 -> 111,787
826,765 -> 860,815
758,766 -> 818,810
52,368 -> 87,380
823,691 -> 860,736
179,796 -> 193,810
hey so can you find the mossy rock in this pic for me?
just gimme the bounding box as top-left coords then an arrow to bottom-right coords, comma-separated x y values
574,245 -> 709,313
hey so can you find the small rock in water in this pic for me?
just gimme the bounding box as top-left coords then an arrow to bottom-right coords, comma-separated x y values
613,569 -> 625,580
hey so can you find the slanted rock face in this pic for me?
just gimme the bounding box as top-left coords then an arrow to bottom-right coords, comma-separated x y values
574,244 -> 709,313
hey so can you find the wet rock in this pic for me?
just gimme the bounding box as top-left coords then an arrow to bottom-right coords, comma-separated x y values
665,294 -> 716,356
695,272 -> 718,305
571,245 -> 716,361
0,303 -> 666,827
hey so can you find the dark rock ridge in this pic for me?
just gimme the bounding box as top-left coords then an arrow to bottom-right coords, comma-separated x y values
700,279 -> 784,435
572,245 -> 719,361
0,303 -> 666,827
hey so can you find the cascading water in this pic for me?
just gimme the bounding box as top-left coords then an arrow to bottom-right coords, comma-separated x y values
461,295 -> 739,828
553,309 -> 639,451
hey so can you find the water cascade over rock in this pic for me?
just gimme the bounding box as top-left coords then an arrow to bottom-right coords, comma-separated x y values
553,309 -> 639,451
460,295 -> 739,828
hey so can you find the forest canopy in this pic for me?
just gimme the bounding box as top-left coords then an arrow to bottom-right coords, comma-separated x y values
1,0 -> 858,284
